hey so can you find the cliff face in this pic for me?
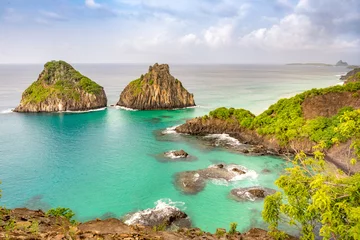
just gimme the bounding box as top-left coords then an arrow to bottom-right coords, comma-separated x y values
14,61 -> 107,112
302,91 -> 360,119
175,118 -> 314,155
117,63 -> 195,110
341,67 -> 360,83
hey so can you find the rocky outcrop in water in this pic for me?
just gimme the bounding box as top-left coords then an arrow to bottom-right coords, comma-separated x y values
116,63 -> 195,110
335,60 -> 348,66
14,61 -> 107,112
230,187 -> 276,201
174,164 -> 252,194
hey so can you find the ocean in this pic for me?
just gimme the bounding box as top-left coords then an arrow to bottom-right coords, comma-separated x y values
0,64 -> 347,233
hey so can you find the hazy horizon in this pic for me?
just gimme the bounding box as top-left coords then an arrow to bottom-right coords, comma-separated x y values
1,0 -> 359,64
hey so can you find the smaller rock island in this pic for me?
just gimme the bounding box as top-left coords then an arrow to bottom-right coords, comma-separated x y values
14,60 -> 107,113
116,63 -> 195,110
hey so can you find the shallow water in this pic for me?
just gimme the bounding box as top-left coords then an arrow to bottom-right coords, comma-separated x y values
0,64 -> 346,232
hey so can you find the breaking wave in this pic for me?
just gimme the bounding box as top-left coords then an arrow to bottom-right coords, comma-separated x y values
204,134 -> 241,146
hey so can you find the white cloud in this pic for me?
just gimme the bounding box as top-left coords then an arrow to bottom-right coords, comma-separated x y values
204,24 -> 234,47
39,11 -> 65,21
85,0 -> 102,9
179,34 -> 201,45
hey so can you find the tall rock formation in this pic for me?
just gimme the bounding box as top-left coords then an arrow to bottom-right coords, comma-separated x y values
14,61 -> 107,112
335,60 -> 348,66
116,63 -> 195,110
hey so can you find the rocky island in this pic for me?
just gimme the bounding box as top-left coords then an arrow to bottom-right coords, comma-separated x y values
175,72 -> 360,173
14,61 -> 107,112
116,63 -> 195,110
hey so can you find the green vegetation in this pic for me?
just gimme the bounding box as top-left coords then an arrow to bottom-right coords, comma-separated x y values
228,222 -> 237,235
129,78 -> 143,96
29,220 -> 39,234
215,228 -> 226,238
152,223 -> 167,231
46,207 -> 77,225
209,107 -> 255,128
262,109 -> 360,239
22,60 -> 102,104
206,82 -> 360,146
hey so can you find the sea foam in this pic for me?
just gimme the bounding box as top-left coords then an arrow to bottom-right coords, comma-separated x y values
204,133 -> 241,146
115,106 -> 138,111
0,108 -> 14,114
162,125 -> 180,134
64,107 -> 107,113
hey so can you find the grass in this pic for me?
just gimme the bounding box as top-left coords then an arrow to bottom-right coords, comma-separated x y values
22,60 -> 102,104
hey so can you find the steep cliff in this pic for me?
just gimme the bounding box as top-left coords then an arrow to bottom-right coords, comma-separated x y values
340,67 -> 360,83
117,63 -> 195,110
176,81 -> 360,173
14,61 -> 107,112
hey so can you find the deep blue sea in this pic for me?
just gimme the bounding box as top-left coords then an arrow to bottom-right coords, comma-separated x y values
0,64 -> 347,232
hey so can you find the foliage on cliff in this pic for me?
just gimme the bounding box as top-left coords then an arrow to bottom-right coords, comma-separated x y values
262,110 -> 360,239
206,82 -> 360,146
22,60 -> 103,104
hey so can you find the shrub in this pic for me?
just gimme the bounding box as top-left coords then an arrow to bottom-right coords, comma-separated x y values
229,222 -> 237,235
46,207 -> 76,225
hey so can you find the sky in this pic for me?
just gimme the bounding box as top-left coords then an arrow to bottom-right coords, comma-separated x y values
0,0 -> 359,64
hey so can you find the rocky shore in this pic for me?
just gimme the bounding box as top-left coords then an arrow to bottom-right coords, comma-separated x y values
117,63 -> 195,110
14,61 -> 107,113
0,208 -> 296,240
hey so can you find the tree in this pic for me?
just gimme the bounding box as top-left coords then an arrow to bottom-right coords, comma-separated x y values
262,110 -> 360,239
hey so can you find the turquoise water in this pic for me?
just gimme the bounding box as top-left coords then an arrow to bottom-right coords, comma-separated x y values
0,64 -> 347,232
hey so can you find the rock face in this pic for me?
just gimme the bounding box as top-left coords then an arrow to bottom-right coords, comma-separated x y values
117,63 -> 195,110
230,187 -> 276,201
164,150 -> 189,159
336,60 -> 348,66
14,60 -> 107,112
302,91 -> 360,119
174,164 -> 251,194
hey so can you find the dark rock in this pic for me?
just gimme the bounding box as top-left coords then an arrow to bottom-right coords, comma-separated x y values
173,150 -> 189,158
175,164 -> 251,194
164,150 -> 190,159
261,169 -> 271,174
14,60 -> 107,113
232,168 -> 246,174
335,60 -> 348,66
117,63 -> 195,110
122,201 -> 191,229
230,187 -> 276,201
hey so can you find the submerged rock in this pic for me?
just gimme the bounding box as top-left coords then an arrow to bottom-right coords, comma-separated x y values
14,60 -> 107,112
230,187 -> 276,201
117,63 -> 195,110
122,199 -> 191,229
175,164 -> 254,194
